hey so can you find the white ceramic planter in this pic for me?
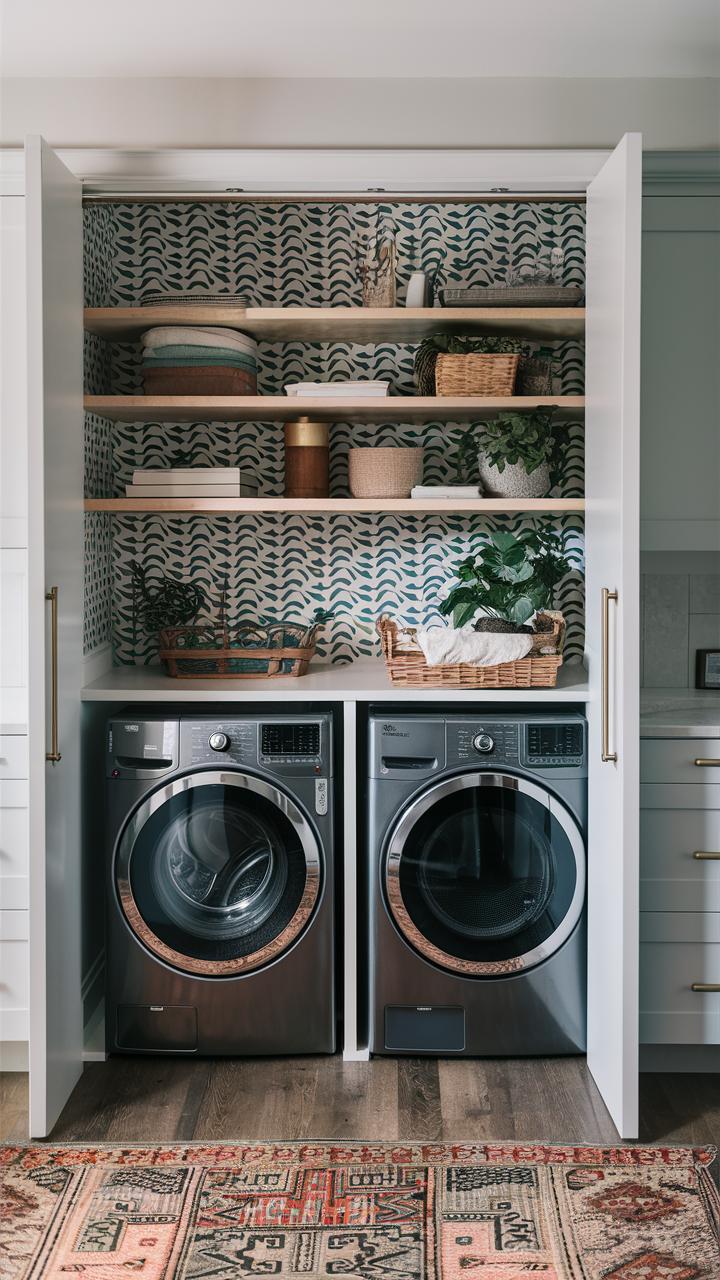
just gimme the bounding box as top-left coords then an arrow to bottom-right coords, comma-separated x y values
477,456 -> 551,498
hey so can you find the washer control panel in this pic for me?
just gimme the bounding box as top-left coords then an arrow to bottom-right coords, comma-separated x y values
181,716 -> 330,777
449,723 -> 519,767
526,722 -> 585,767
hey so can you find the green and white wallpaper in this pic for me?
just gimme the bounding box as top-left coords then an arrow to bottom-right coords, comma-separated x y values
83,199 -> 585,667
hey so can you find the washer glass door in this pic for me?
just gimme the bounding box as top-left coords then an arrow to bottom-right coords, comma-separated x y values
385,773 -> 584,975
116,772 -> 321,976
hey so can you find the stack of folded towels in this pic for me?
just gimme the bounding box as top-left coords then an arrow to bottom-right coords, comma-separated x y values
140,326 -> 258,396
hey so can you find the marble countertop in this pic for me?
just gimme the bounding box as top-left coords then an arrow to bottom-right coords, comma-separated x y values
640,688 -> 720,736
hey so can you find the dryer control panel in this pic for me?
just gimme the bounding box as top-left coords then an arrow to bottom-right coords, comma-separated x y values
180,715 -> 331,778
448,722 -> 520,767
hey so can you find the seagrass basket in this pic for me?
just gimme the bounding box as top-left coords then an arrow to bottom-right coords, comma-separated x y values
348,447 -> 424,498
435,352 -> 520,397
158,621 -> 319,679
377,614 -> 564,688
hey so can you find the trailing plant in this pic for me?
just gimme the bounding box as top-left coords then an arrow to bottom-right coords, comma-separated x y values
475,409 -> 568,481
130,560 -> 206,633
417,332 -> 525,358
438,526 -> 582,629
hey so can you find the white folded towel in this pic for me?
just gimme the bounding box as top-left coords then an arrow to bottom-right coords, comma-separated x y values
415,622 -> 534,667
140,326 -> 256,354
411,485 -> 482,499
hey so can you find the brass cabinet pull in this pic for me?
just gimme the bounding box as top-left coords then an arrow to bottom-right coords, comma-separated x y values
693,851 -> 720,860
691,984 -> 720,993
695,759 -> 720,767
601,587 -> 618,763
45,587 -> 61,764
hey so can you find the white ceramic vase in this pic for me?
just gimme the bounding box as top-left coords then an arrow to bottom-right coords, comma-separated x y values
477,456 -> 551,499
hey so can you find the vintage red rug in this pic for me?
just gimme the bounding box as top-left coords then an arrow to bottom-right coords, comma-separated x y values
1,1142 -> 718,1279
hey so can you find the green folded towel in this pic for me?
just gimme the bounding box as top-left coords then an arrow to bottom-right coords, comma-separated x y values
143,344 -> 256,363
142,353 -> 257,372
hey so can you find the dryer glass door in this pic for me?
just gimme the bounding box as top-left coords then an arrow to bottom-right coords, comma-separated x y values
386,773 -> 585,976
115,773 -> 321,976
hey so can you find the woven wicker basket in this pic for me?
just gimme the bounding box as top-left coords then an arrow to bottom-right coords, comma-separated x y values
435,352 -> 520,397
348,447 -> 424,498
377,614 -> 564,688
158,621 -> 319,679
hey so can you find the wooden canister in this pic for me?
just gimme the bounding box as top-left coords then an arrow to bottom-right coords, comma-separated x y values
284,418 -> 330,498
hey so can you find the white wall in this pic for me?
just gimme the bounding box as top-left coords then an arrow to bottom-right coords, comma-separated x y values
2,77 -> 719,151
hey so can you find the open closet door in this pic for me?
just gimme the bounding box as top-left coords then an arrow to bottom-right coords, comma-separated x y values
25,136 -> 84,1136
585,133 -> 642,1139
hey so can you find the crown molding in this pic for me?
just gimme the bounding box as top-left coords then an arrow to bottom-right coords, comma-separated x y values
643,150 -> 720,195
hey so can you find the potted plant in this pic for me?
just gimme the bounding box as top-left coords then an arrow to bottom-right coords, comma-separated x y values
437,526 -> 581,646
414,332 -> 524,396
474,408 -> 568,498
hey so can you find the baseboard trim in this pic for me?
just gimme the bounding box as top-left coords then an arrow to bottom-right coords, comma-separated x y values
639,1043 -> 720,1072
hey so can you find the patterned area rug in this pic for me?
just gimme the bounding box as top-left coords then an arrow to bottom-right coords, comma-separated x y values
1,1142 -> 718,1279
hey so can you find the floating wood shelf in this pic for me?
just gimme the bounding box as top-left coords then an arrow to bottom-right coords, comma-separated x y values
83,305 -> 585,344
85,497 -> 584,516
84,395 -> 584,424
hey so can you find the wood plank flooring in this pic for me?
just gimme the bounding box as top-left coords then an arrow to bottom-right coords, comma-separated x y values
2,1056 -> 718,1175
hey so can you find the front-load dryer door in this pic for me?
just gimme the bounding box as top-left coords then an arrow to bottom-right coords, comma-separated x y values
385,773 -> 585,976
115,772 -> 321,976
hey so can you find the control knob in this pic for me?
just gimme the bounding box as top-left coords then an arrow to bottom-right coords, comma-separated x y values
208,732 -> 230,752
472,732 -> 495,754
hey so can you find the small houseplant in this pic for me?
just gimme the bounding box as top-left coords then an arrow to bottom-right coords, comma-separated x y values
438,526 -> 580,638
474,408 -> 568,498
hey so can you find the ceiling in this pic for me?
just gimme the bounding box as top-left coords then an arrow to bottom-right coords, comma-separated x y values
2,0 -> 719,79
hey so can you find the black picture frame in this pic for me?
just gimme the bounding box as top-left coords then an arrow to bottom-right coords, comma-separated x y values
695,649 -> 720,689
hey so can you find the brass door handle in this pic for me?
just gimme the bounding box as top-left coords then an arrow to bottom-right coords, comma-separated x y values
693,851 -> 720,860
601,587 -> 618,763
45,587 -> 61,764
695,759 -> 720,767
692,984 -> 720,993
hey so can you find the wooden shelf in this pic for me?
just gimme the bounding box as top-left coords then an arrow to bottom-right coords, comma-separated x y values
84,305 -> 585,344
81,657 -> 590,704
85,497 -> 584,516
84,395 -> 584,424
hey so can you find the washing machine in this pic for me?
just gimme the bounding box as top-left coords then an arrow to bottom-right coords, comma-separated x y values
368,710 -> 587,1056
105,710 -> 335,1055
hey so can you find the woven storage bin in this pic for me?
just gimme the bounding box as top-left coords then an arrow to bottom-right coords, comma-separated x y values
435,352 -> 520,397
349,447 -> 424,498
158,621 -> 318,679
377,614 -> 563,688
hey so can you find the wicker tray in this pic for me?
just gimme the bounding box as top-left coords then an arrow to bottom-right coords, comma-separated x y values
435,352 -> 519,397
377,614 -> 564,688
158,621 -> 319,679
439,286 -> 585,308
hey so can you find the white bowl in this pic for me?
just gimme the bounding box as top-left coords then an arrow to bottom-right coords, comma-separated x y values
284,381 -> 389,398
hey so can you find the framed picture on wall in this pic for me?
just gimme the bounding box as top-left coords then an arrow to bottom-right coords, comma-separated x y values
696,650 -> 720,689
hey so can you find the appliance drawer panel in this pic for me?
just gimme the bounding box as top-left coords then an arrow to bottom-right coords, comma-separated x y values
640,940 -> 720,1033
0,938 -> 29,1007
0,807 -> 28,875
0,735 -> 28,779
640,808 -> 720,911
0,1008 -> 29,1040
640,1009 -> 720,1044
641,739 -> 720,784
640,911 -> 720,943
640,784 -> 720,810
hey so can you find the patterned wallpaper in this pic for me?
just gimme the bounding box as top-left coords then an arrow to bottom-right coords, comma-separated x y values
82,199 -> 585,666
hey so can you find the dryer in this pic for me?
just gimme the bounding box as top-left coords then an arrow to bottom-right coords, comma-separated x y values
105,711 -> 335,1056
367,710 -> 587,1056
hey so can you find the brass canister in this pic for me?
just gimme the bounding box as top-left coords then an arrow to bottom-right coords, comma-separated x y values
284,418 -> 330,498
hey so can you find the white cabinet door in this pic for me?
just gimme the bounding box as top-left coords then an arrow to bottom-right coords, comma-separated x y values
585,134 -> 642,1138
25,136 -> 84,1137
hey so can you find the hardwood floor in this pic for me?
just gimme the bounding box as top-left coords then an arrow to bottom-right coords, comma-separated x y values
2,1056 -> 718,1176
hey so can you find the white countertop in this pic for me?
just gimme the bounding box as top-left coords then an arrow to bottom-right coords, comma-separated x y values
81,657 -> 590,703
640,688 -> 720,737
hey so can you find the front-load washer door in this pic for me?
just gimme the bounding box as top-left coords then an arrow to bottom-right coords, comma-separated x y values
115,772 -> 321,976
385,773 -> 585,976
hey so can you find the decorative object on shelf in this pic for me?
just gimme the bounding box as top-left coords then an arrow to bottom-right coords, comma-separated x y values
284,381 -> 389,399
439,285 -> 584,308
140,291 -> 252,307
129,559 -> 206,632
284,419 -> 330,498
377,615 -> 563,688
405,271 -> 427,308
414,333 -> 523,397
126,467 -> 258,499
140,326 -> 258,396
518,350 -> 556,396
348,447 -> 424,499
696,649 -> 720,689
437,526 -> 578,635
354,212 -> 398,307
450,426 -> 484,489
474,409 -> 567,498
